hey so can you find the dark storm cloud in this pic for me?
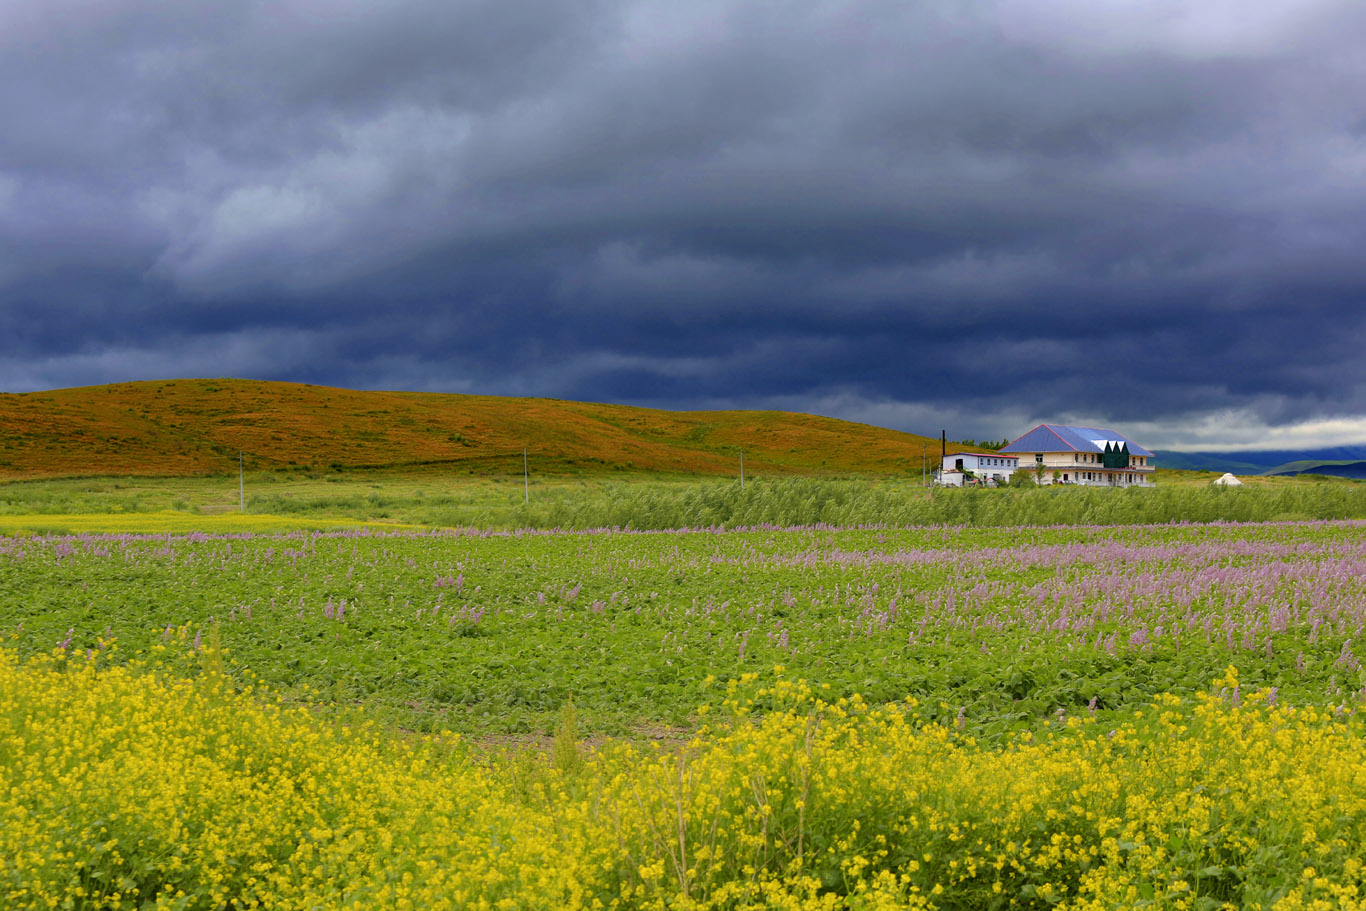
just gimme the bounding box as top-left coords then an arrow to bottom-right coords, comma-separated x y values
3,0 -> 1366,446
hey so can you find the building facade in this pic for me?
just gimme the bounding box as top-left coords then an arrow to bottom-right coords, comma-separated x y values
1001,424 -> 1155,487
936,451 -> 1020,486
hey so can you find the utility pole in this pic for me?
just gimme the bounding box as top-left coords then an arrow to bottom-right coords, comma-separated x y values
939,430 -> 948,498
523,447 -> 529,503
922,443 -> 927,487
739,448 -> 745,489
239,451 -> 244,512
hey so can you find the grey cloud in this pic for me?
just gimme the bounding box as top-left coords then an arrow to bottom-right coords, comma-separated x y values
2,0 -> 1365,445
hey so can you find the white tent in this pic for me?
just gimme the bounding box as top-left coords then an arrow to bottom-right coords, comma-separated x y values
1212,472 -> 1243,486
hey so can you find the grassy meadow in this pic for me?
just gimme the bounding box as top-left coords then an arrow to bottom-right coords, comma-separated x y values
5,512 -> 1366,909
5,515 -> 1366,738
6,462 -> 1366,908
0,466 -> 1361,533
0,378 -> 946,479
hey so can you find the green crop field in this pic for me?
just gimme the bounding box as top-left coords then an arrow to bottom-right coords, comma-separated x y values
7,508 -> 1366,909
5,517 -> 1366,738
2,471 -> 1363,533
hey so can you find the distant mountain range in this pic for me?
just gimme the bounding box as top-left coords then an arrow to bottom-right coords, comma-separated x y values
1155,446 -> 1366,479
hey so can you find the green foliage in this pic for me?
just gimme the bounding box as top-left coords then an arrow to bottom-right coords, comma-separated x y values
5,518 -> 1366,740
8,473 -> 1366,531
492,478 -> 1366,531
958,437 -> 1010,451
552,697 -> 584,777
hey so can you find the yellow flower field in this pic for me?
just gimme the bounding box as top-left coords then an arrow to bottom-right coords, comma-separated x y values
3,648 -> 1365,910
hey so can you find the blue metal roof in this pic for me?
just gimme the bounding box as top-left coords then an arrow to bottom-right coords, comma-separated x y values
1001,424 -> 1154,457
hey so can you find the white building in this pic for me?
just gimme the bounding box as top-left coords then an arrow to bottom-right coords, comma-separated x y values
1001,424 -> 1155,487
935,451 -> 1020,486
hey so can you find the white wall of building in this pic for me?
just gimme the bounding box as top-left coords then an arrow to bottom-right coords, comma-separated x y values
940,452 -> 1019,484
1018,451 -> 1154,487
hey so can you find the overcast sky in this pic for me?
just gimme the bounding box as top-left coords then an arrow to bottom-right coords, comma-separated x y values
2,0 -> 1365,450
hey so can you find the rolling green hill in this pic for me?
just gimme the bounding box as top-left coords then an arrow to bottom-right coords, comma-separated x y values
1155,446 -> 1366,478
1263,460 -> 1366,480
0,379 -> 966,480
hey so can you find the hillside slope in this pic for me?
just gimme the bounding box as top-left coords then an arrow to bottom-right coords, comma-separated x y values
0,379 -> 960,479
1155,446 -> 1366,476
1264,460 -> 1366,480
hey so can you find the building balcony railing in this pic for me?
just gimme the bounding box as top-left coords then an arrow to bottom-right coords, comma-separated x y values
1029,459 -> 1154,471
1064,478 -> 1155,488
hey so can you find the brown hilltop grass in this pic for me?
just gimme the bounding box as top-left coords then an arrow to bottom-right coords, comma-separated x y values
0,378 -> 968,480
